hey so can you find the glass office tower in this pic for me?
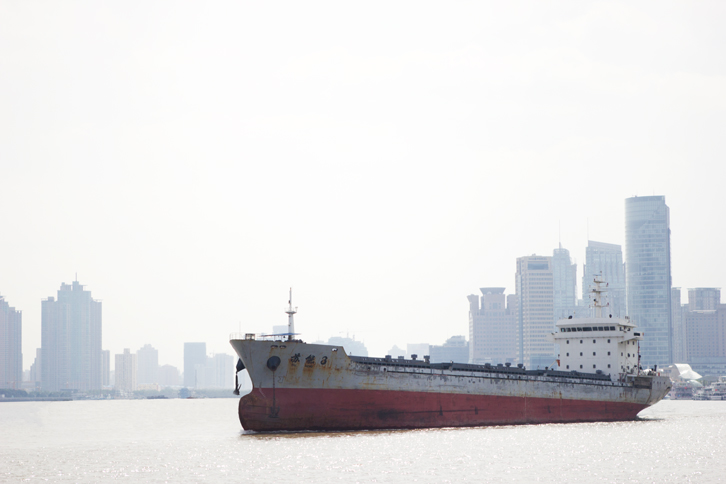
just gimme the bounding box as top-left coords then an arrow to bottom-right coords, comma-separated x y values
625,196 -> 672,368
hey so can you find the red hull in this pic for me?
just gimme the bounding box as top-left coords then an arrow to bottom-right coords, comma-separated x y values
239,388 -> 648,431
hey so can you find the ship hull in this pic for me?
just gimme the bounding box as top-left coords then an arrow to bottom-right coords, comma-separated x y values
239,388 -> 648,431
230,338 -> 670,432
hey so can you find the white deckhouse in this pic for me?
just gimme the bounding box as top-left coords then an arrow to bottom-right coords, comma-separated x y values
549,276 -> 644,377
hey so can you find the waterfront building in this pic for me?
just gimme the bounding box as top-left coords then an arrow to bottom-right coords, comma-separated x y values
41,280 -> 102,391
468,288 -> 517,364
29,349 -> 41,387
210,353 -> 235,389
158,364 -> 180,387
688,288 -> 721,311
184,342 -> 207,388
137,344 -> 159,385
516,255 -> 555,369
429,336 -> 469,364
327,336 -> 368,356
407,343 -> 430,360
582,240 -> 626,318
553,246 -> 577,322
625,196 -> 672,368
681,288 -> 726,378
386,345 -> 406,358
0,295 -> 22,389
102,350 -> 110,387
115,348 -> 137,392
671,288 -> 685,362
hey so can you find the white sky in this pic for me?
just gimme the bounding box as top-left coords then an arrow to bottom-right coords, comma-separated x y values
1,1 -> 725,371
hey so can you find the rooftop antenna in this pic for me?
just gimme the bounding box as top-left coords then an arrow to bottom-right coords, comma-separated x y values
285,288 -> 297,342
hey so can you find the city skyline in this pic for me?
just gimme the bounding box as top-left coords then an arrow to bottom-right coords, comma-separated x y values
2,3 -> 725,369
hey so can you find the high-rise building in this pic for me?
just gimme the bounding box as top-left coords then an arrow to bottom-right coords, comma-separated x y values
406,343 -> 430,359
210,353 -> 235,389
102,350 -> 110,387
516,255 -> 555,369
671,288 -> 685,362
553,246 -> 577,322
0,295 -> 22,389
136,344 -> 159,385
29,348 -> 42,387
327,336 -> 368,356
115,348 -> 137,392
41,280 -> 102,391
159,364 -> 180,387
429,336 -> 469,364
688,288 -> 721,311
681,288 -> 726,377
582,241 -> 626,318
625,196 -> 672,368
184,342 -> 206,388
468,288 -> 517,364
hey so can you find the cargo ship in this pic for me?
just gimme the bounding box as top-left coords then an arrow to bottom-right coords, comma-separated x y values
229,282 -> 671,431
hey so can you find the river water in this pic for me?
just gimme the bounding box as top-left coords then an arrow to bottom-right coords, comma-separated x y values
1,399 -> 725,483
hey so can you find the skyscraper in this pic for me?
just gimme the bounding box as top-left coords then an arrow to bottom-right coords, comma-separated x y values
552,246 -> 577,322
115,348 -> 137,392
688,288 -> 721,311
41,280 -> 102,391
468,288 -> 517,364
102,350 -> 110,387
625,196 -> 672,368
0,295 -> 22,389
516,255 -> 555,369
582,240 -> 626,318
136,344 -> 159,385
184,342 -> 206,388
671,288 -> 685,362
210,353 -> 235,389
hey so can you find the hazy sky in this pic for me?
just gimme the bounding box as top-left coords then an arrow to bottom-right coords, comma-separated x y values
2,1 -> 725,371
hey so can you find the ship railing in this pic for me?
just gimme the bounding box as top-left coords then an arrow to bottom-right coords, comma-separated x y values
229,332 -> 260,341
230,332 -> 294,341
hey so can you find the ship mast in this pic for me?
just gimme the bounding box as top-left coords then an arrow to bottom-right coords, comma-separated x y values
590,273 -> 609,318
285,288 -> 297,341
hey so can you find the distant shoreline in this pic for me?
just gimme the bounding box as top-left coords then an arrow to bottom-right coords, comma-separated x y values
0,397 -> 73,402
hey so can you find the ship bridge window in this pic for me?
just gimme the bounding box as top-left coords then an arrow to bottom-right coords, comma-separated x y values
610,326 -> 615,330
576,327 -> 582,332
583,327 -> 592,331
598,327 -> 604,331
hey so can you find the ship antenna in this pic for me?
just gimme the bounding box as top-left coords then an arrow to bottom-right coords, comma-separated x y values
285,287 -> 297,341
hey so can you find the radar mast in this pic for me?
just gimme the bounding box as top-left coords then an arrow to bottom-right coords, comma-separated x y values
285,288 -> 297,341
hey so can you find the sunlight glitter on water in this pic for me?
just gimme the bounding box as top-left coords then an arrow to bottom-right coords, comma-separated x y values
2,399 -> 726,483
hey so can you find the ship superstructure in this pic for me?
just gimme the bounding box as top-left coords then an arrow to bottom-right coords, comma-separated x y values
230,283 -> 670,432
549,276 -> 644,376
